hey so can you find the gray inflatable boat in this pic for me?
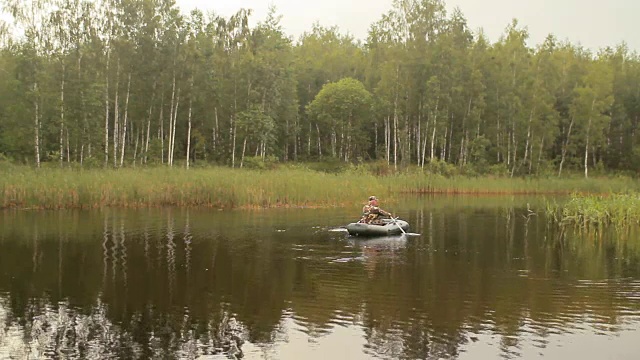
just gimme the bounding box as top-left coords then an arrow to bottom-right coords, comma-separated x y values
346,218 -> 410,237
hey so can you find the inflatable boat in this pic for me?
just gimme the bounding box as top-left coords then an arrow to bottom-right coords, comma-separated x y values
346,218 -> 410,237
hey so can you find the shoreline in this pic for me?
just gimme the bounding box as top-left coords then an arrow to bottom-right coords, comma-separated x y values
2,166 -> 636,211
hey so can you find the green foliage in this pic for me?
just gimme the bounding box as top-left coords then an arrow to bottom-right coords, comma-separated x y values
242,155 -> 279,170
0,0 -> 637,177
366,160 -> 395,176
307,77 -> 373,160
81,156 -> 102,169
306,158 -> 350,174
0,153 -> 15,173
237,107 -> 276,147
146,139 -> 164,165
486,163 -> 510,177
425,159 -> 458,177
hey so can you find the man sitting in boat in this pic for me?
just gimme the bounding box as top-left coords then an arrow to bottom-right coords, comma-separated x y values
359,196 -> 392,225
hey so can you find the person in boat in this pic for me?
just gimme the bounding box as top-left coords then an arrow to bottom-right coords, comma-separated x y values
360,196 -> 392,224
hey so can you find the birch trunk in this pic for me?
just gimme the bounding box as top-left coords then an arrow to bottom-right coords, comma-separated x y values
393,101 -> 398,170
81,114 -> 86,166
374,123 -> 378,159
144,81 -> 157,164
448,118 -> 454,162
584,133 -> 590,179
59,65 -> 65,167
441,123 -> 447,161
79,54 -> 88,165
231,119 -> 237,168
334,130 -> 338,158
523,107 -> 534,166
213,107 -> 219,153
558,115 -> 574,177
133,126 -> 139,166
584,99 -> 596,179
240,137 -> 247,168
293,115 -> 298,161
167,70 -> 176,166
144,107 -> 152,164
510,128 -> 517,178
113,60 -> 120,168
170,88 -> 180,166
416,105 -> 421,164
496,117 -> 501,163
403,114 -> 409,166
104,50 -> 110,166
535,137 -> 544,173
66,128 -> 70,164
34,82 -> 40,168
159,100 -> 165,164
430,98 -> 439,161
316,123 -> 322,156
284,115 -> 289,161
186,82 -> 193,169
119,73 -> 131,167
459,97 -> 472,166
231,72 -> 238,168
421,131 -> 428,168
307,123 -> 311,156
385,116 -> 390,164
519,106 -> 535,174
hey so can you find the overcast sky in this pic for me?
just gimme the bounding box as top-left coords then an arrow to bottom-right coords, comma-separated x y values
176,0 -> 638,51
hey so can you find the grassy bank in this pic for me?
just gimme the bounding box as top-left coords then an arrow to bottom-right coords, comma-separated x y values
385,172 -> 639,195
1,165 -> 639,210
1,167 -> 386,209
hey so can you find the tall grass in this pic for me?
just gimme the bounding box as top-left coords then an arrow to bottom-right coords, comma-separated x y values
545,193 -> 640,230
1,167 -> 386,209
383,172 -> 640,195
1,165 -> 639,210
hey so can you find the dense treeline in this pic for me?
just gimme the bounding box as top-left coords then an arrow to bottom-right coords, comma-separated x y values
0,0 -> 638,177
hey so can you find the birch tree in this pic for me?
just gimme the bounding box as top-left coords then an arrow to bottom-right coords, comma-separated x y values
570,56 -> 613,178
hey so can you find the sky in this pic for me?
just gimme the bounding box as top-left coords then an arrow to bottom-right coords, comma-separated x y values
176,0 -> 639,51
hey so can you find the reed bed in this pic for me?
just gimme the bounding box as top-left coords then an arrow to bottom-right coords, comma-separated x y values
383,173 -> 639,195
1,167 -> 386,210
1,166 -> 638,210
545,193 -> 640,230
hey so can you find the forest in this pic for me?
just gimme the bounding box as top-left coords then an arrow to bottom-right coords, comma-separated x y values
0,0 -> 639,178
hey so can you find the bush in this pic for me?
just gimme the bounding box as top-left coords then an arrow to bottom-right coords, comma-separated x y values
306,158 -> 349,173
486,163 -> 510,177
242,155 -> 279,170
425,159 -> 458,177
366,160 -> 394,176
81,156 -> 103,169
0,153 -> 15,172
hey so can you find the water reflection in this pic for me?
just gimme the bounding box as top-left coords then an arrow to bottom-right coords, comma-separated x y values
0,199 -> 639,359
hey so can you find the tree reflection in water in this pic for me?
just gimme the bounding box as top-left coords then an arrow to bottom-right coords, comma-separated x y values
0,205 -> 639,359
0,296 -> 246,359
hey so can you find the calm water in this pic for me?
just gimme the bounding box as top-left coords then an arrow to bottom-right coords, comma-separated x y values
1,196 -> 640,359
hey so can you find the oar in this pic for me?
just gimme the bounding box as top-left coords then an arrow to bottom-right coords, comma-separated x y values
329,226 -> 349,232
391,216 -> 407,235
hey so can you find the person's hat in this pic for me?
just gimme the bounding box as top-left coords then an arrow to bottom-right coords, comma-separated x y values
369,196 -> 377,201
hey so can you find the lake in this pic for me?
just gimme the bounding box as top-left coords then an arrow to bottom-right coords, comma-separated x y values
1,195 -> 639,359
